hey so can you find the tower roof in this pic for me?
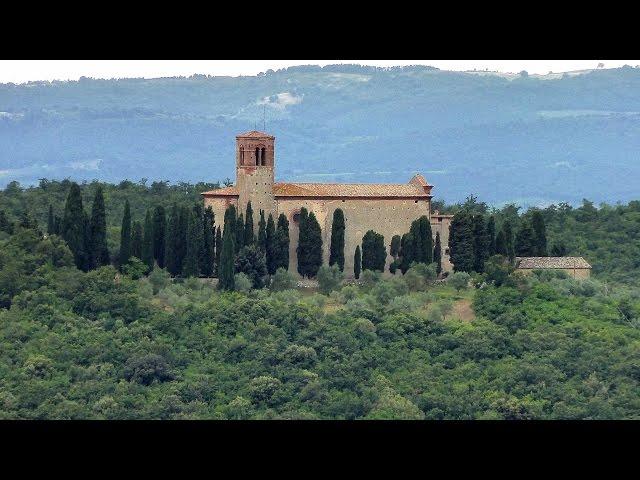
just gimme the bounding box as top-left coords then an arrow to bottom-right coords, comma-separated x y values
236,130 -> 275,139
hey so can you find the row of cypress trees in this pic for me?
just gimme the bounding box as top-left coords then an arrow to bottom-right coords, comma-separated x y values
217,203 -> 291,290
449,210 -> 548,273
119,200 -> 217,277
48,182 -> 448,282
47,183 -> 110,272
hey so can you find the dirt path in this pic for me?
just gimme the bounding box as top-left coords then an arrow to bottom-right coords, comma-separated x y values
451,298 -> 475,322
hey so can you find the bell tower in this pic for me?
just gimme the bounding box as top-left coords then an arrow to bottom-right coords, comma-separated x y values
235,130 -> 276,221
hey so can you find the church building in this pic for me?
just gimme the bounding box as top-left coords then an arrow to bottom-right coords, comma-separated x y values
202,131 -> 452,276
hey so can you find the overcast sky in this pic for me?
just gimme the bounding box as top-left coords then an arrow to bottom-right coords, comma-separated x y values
0,60 -> 638,83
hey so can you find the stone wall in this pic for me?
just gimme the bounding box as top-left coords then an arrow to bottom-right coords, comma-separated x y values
236,166 -> 275,220
276,197 -> 432,276
203,196 -> 238,234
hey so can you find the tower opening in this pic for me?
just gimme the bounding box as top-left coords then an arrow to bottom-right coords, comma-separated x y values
261,147 -> 266,166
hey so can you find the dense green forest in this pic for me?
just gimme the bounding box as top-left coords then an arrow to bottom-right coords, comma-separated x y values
1,180 -> 639,419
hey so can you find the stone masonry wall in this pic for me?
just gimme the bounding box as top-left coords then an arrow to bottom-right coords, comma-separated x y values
276,197 -> 432,277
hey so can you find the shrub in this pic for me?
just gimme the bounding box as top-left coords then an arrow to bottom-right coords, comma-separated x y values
122,257 -> 147,280
248,376 -> 283,405
148,264 -> 170,294
270,267 -> 296,291
234,272 -> 252,292
317,264 -> 344,295
235,244 -> 267,288
282,344 -> 318,367
484,255 -> 514,287
340,284 -> 359,302
361,269 -> 381,288
124,354 -> 174,386
372,278 -> 408,305
448,271 -> 471,291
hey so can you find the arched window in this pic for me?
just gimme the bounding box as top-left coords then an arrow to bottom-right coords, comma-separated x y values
261,147 -> 266,166
240,147 -> 244,165
255,147 -> 260,165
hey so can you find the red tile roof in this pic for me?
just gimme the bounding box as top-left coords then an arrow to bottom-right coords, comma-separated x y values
202,179 -> 432,199
201,186 -> 239,196
409,173 -> 431,187
236,130 -> 275,139
273,182 -> 430,198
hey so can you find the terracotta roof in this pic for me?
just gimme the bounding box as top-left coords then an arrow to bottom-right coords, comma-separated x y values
201,186 -> 239,196
409,173 -> 431,187
516,257 -> 592,269
273,182 -> 430,198
236,130 -> 275,139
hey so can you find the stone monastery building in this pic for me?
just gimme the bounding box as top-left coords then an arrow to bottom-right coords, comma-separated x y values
202,131 -> 452,276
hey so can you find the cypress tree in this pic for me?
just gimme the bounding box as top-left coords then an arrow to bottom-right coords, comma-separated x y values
434,231 -> 442,275
265,213 -> 276,275
515,220 -> 536,257
399,232 -> 414,274
296,208 -> 309,277
409,219 -> 423,264
297,209 -> 324,278
223,204 -> 237,247
218,206 -> 237,290
53,216 -> 61,235
329,208 -> 346,271
487,216 -> 497,256
421,215 -> 433,264
503,220 -> 515,262
257,209 -> 267,251
61,182 -> 89,271
47,204 -> 55,235
362,230 -> 386,272
354,245 -> 361,279
152,205 -> 167,268
449,211 -> 474,273
82,212 -> 92,269
214,226 -> 222,276
142,209 -> 154,272
177,206 -> 189,272
274,213 -> 290,271
306,212 -> 323,278
192,204 -> 206,273
165,203 -> 181,276
531,210 -> 548,256
472,214 -> 489,273
131,221 -> 143,260
182,210 -> 201,278
244,202 -> 254,246
409,215 -> 433,264
119,200 -> 132,268
89,186 -> 110,268
495,229 -> 507,257
390,235 -> 401,260
236,213 -> 245,253
202,206 -> 215,277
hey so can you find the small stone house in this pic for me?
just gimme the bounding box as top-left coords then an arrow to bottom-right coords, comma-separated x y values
515,257 -> 592,279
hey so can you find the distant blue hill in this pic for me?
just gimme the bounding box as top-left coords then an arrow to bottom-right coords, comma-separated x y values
2,64 -> 640,206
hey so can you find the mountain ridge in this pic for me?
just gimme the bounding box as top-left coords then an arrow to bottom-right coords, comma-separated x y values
2,64 -> 640,206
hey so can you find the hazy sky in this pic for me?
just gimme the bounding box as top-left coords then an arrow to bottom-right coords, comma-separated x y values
0,60 -> 638,83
